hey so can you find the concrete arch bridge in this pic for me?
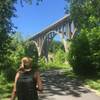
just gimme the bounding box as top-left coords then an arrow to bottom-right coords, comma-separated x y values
28,14 -> 76,61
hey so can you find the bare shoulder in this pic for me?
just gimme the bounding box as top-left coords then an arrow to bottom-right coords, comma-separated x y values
15,71 -> 20,79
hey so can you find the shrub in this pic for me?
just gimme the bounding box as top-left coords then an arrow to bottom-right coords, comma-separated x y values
54,49 -> 66,65
68,27 -> 100,76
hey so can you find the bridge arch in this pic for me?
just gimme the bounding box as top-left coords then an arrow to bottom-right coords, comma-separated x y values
28,15 -> 76,61
29,40 -> 40,56
40,30 -> 67,56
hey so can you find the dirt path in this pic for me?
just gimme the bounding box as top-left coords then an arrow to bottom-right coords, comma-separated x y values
38,69 -> 100,100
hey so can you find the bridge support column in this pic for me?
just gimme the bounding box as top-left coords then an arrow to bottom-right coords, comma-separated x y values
41,40 -> 48,62
61,34 -> 68,52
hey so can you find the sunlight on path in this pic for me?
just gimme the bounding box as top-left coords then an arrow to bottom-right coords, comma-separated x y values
38,69 -> 100,100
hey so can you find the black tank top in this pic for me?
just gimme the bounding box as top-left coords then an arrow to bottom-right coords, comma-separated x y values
16,70 -> 38,100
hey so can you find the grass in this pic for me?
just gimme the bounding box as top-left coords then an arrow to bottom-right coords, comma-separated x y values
64,68 -> 100,94
84,77 -> 100,93
39,61 -> 70,71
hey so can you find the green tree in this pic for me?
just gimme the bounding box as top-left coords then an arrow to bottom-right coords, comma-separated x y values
67,0 -> 100,30
3,32 -> 25,81
4,32 -> 39,81
24,41 -> 38,66
67,0 -> 100,75
0,0 -> 16,69
54,49 -> 66,65
0,0 -> 43,66
0,0 -> 43,80
7,33 -> 39,80
68,27 -> 100,75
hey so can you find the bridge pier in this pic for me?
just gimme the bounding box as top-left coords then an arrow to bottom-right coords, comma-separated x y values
44,45 -> 48,63
61,33 -> 69,52
41,39 -> 49,62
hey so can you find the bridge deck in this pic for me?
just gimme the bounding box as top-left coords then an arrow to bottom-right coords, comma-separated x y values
29,14 -> 70,40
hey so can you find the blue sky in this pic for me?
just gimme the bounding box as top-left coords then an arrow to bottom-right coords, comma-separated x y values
12,0 -> 68,40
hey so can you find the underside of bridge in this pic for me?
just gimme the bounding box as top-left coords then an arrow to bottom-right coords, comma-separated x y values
28,14 -> 76,61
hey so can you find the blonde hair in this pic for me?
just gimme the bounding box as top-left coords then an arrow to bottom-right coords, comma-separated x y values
18,57 -> 33,71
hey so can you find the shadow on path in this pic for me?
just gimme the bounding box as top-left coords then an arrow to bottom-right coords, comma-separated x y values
39,69 -> 91,100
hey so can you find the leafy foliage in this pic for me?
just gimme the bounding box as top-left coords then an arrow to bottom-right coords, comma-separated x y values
24,41 -> 38,67
68,27 -> 100,75
0,32 -> 39,81
67,0 -> 100,30
0,0 -> 43,81
54,49 -> 66,65
67,0 -> 100,76
87,27 -> 100,71
0,0 -> 16,71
